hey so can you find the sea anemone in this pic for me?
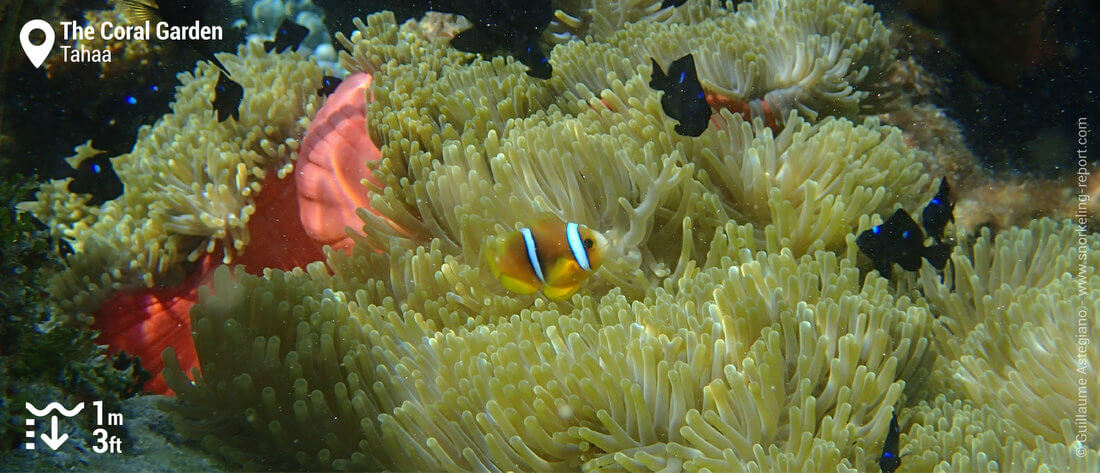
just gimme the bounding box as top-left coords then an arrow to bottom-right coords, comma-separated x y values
917,219 -> 1099,449
156,4 -> 948,469
551,0 -> 896,127
164,236 -> 931,471
20,1 -> 1098,470
20,43 -> 332,392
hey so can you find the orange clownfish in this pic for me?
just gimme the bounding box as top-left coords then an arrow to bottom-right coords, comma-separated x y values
486,215 -> 608,299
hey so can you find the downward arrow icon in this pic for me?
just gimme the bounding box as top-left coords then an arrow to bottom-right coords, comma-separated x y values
40,416 -> 68,450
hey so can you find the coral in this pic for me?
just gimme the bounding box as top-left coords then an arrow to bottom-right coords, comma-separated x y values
414,11 -> 472,41
247,0 -> 339,67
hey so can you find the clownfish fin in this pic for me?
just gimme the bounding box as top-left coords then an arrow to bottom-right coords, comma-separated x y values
497,273 -> 543,295
543,256 -> 584,287
542,282 -> 583,300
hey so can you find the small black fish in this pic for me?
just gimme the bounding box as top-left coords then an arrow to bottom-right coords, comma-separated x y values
122,0 -> 240,74
879,410 -> 902,473
921,177 -> 954,243
450,25 -> 498,55
857,209 -> 950,278
214,71 -> 243,122
317,76 -> 343,97
67,153 -> 123,206
437,0 -> 554,79
264,18 -> 309,53
661,0 -> 688,8
512,37 -> 551,80
650,54 -> 711,137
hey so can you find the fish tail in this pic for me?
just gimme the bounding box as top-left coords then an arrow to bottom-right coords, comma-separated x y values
211,55 -> 229,75
649,58 -> 667,89
873,259 -> 893,279
923,243 -> 951,270
121,0 -> 161,23
193,43 -> 230,75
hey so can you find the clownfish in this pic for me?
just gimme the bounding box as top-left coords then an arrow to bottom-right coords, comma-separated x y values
485,215 -> 608,299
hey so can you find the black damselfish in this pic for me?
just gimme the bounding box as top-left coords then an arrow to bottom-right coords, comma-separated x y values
435,0 -> 554,79
67,153 -> 123,206
649,54 -> 711,137
857,209 -> 950,278
264,18 -> 309,53
214,70 -> 243,122
317,75 -> 342,97
122,0 -> 239,74
511,40 -> 552,80
921,177 -> 954,242
661,0 -> 688,7
857,178 -> 956,277
879,410 -> 902,473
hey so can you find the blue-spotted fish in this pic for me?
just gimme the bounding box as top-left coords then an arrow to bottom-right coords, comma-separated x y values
879,409 -> 902,473
486,215 -> 608,299
857,177 -> 955,278
650,53 -> 710,137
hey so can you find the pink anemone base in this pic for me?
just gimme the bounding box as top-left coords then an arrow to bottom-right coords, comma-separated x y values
92,73 -> 381,394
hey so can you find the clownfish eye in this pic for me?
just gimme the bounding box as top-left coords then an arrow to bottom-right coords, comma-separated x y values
584,238 -> 594,248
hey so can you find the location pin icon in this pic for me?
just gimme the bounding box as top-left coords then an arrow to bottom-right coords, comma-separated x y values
20,19 -> 55,69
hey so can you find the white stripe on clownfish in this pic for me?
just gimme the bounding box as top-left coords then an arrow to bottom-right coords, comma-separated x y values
565,222 -> 591,271
520,227 -> 545,282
